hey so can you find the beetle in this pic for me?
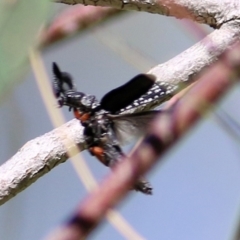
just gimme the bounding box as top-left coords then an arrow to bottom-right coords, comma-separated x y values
52,63 -> 174,194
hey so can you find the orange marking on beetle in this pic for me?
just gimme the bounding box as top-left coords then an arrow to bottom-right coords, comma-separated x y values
73,109 -> 82,119
90,146 -> 106,165
80,113 -> 90,122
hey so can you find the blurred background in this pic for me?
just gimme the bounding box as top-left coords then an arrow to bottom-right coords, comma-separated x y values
1,3 -> 240,240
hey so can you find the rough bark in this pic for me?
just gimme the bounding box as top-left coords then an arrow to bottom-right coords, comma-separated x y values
0,119 -> 84,205
56,0 -> 240,28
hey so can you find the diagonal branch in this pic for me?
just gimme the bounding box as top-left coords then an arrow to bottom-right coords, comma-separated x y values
1,20 -> 240,205
151,22 -> 240,84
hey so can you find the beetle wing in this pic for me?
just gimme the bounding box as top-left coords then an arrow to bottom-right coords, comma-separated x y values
109,110 -> 160,145
100,74 -> 156,114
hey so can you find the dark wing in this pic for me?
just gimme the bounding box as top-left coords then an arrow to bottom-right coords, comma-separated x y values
100,74 -> 156,114
52,62 -> 75,97
109,110 -> 160,145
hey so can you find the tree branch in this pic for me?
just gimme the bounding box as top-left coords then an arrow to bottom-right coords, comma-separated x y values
150,21 -> 240,84
0,119 -> 84,205
56,0 -> 240,28
119,21 -> 240,112
1,19 -> 240,205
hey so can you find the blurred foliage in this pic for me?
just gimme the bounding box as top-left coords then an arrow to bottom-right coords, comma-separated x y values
0,0 -> 52,96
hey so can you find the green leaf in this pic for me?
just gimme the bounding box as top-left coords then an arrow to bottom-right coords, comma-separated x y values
0,0 -> 51,95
